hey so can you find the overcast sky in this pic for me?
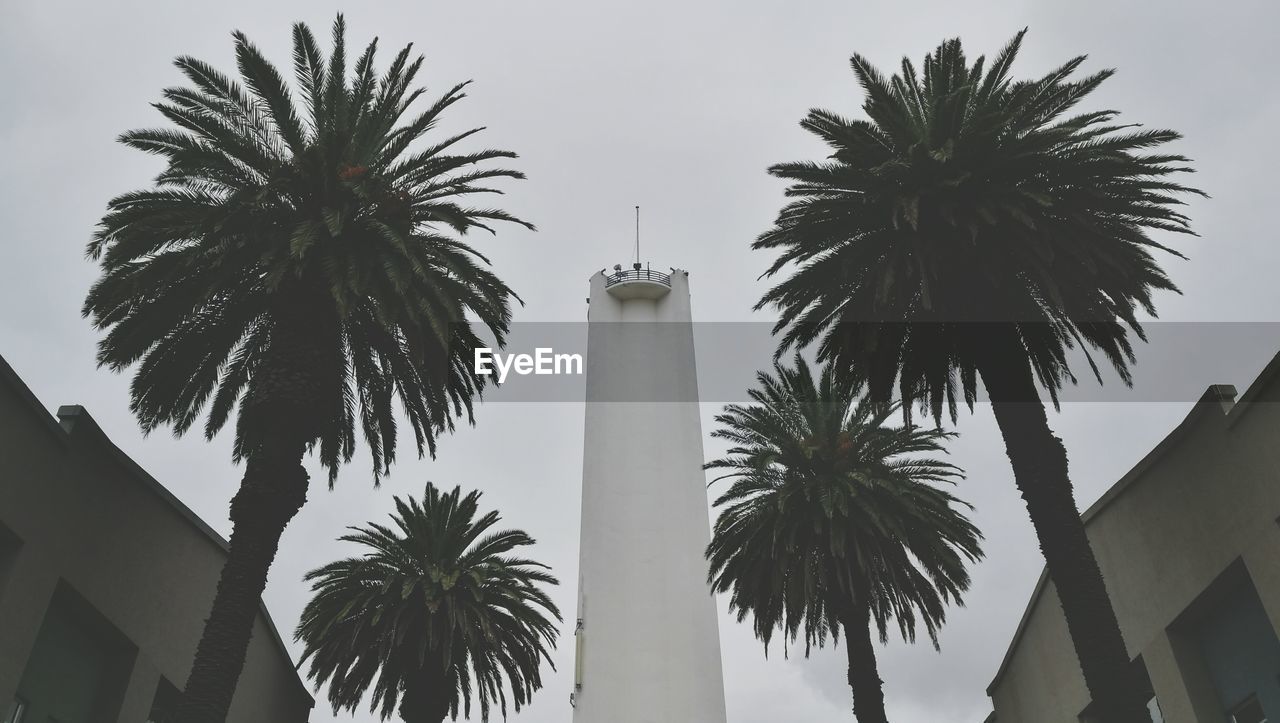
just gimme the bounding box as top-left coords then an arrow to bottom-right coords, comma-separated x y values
3,1 -> 1280,722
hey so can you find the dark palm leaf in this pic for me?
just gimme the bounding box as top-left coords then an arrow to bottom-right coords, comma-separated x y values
296,483 -> 561,722
705,354 -> 983,655
755,30 -> 1203,422
83,15 -> 533,482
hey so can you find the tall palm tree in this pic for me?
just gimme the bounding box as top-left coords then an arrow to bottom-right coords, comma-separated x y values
706,355 -> 983,723
754,31 -> 1201,722
82,17 -> 532,723
296,484 -> 561,723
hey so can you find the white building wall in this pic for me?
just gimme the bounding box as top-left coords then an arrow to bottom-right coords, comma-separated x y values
572,269 -> 728,723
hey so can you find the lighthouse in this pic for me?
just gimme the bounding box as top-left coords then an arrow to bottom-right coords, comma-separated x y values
571,264 -> 729,723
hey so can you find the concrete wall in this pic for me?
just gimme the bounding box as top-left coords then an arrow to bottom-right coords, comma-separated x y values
987,359 -> 1280,723
0,358 -> 313,723
572,269 -> 728,723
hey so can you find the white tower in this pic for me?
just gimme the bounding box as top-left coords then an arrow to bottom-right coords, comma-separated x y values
571,264 -> 728,723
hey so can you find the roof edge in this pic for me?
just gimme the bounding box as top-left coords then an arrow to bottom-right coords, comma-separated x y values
0,354 -> 72,447
1226,348 -> 1280,428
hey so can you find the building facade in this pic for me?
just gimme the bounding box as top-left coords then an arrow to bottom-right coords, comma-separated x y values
986,353 -> 1280,723
571,266 -> 728,723
0,355 -> 313,723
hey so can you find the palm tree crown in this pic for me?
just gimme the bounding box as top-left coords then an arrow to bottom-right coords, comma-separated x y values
296,484 -> 561,722
755,30 -> 1202,420
83,15 -> 531,479
706,355 -> 983,655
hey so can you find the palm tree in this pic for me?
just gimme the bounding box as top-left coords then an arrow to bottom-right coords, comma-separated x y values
754,31 -> 1201,723
706,355 -> 982,723
295,484 -> 561,723
82,17 -> 532,723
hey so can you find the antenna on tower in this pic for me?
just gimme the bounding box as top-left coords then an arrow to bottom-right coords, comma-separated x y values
634,205 -> 641,266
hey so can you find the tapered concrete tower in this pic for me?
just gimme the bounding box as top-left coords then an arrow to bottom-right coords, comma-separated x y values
572,265 -> 728,723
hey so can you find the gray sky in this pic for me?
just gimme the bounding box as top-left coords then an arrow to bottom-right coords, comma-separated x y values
3,1 -> 1279,721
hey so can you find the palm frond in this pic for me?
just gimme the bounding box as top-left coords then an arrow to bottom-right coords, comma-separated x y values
84,15 -> 533,483
295,483 -> 561,722
754,31 -> 1201,421
706,356 -> 983,658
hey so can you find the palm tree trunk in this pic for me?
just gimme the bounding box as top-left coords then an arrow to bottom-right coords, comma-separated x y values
842,601 -> 890,723
174,447 -> 309,723
398,668 -> 452,723
976,331 -> 1151,723
176,302 -> 331,723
